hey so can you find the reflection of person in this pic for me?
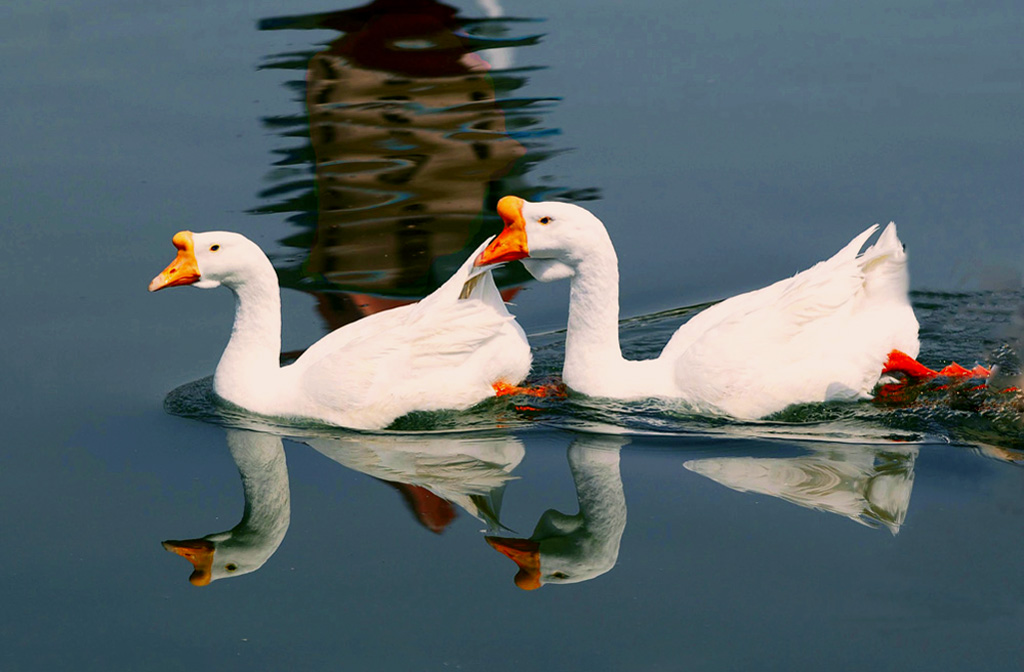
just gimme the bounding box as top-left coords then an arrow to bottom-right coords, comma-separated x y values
266,0 -> 531,330
163,430 -> 290,586
487,435 -> 628,590
307,7 -> 526,291
685,444 -> 917,534
261,0 -> 597,334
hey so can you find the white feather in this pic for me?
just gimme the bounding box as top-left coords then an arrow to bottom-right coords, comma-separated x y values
153,233 -> 531,430
504,199 -> 919,419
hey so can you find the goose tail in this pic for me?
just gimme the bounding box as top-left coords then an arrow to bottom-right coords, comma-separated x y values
419,237 -> 507,313
858,222 -> 910,302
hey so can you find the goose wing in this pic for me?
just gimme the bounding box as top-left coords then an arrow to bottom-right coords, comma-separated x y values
297,239 -> 528,412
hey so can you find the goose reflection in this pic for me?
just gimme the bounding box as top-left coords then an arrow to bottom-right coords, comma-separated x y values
163,427 -> 525,585
163,429 -> 291,586
487,434 -> 628,590
685,444 -> 917,534
305,431 -> 524,532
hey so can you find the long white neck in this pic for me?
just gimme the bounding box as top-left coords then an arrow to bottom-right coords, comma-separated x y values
213,264 -> 283,405
562,241 -> 626,392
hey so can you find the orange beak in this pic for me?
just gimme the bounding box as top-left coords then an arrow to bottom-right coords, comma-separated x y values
162,538 -> 215,586
475,196 -> 529,267
486,536 -> 542,590
149,231 -> 201,292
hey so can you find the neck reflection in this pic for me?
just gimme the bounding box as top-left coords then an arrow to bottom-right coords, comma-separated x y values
163,429 -> 291,586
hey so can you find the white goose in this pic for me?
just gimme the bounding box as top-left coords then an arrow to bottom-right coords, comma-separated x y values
150,231 -> 531,430
476,196 -> 920,419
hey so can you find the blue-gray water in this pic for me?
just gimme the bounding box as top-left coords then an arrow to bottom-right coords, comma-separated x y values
3,1 -> 1024,670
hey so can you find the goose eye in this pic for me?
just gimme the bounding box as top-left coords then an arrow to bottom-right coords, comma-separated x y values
552,571 -> 569,579
210,244 -> 220,252
538,217 -> 552,225
225,563 -> 238,572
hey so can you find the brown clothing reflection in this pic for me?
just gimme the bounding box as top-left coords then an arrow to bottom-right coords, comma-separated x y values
304,2 -> 526,328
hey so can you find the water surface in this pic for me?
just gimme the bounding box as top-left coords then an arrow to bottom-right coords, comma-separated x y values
3,0 -> 1023,670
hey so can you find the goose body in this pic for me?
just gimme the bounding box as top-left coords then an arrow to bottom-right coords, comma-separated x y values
476,197 -> 919,419
150,231 -> 530,430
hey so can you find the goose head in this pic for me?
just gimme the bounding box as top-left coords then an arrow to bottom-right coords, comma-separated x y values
474,196 -> 613,281
162,528 -> 285,586
149,231 -> 273,292
485,505 -> 626,590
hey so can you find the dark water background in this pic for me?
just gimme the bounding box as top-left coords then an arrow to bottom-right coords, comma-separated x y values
3,0 -> 1023,669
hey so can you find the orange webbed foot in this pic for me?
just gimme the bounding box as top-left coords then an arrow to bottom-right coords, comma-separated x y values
492,381 -> 567,398
935,362 -> 992,379
882,350 -> 938,379
970,364 -> 992,378
882,350 -> 992,381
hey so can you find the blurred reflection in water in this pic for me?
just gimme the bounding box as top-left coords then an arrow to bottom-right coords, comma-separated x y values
258,0 -> 596,329
162,427 -> 524,585
685,444 -> 917,534
487,434 -> 628,590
